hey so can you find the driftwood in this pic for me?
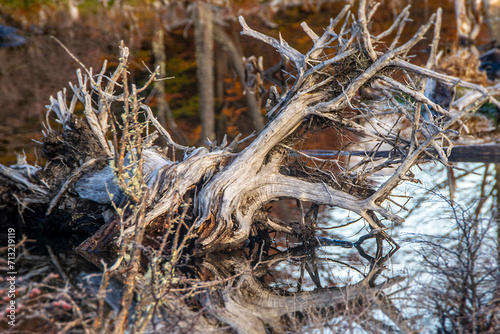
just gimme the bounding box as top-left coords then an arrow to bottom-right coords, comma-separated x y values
1,1 -> 500,332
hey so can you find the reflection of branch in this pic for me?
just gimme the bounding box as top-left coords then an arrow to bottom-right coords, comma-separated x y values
142,104 -> 192,152
317,228 -> 390,264
199,250 -> 406,334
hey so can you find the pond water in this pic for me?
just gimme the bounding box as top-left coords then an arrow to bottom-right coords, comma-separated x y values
2,161 -> 496,332
258,161 -> 498,332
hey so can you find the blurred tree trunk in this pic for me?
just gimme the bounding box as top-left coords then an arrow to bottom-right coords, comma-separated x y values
152,28 -> 189,145
454,0 -> 482,47
484,0 -> 500,44
495,164 -> 500,276
194,2 -> 215,143
113,0 -> 124,11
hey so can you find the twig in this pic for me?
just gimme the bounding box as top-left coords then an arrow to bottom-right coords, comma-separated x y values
142,104 -> 192,152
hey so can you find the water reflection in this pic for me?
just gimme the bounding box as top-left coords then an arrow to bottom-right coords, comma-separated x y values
321,161 -> 499,330
196,235 -> 405,333
184,162 -> 497,333
1,162 -> 497,332
321,162 -> 497,262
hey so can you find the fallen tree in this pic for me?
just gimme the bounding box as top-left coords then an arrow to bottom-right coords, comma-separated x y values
1,1 -> 499,332
71,3 -> 498,253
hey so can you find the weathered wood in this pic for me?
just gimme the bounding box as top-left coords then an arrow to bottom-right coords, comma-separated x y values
199,249 -> 405,334
1,5 -> 500,321
195,2 -> 215,142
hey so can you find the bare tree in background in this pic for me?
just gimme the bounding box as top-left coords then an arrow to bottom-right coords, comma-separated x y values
194,1 -> 215,143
